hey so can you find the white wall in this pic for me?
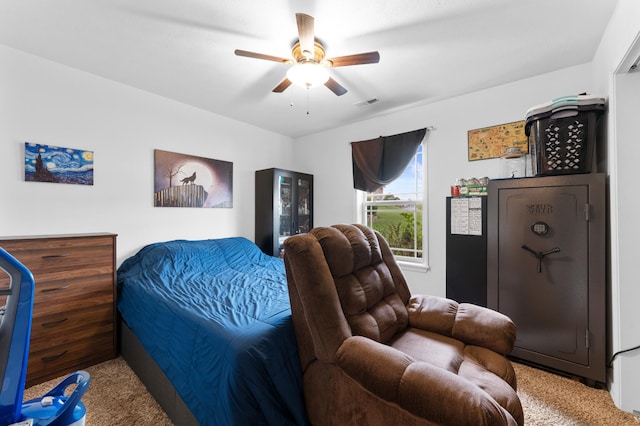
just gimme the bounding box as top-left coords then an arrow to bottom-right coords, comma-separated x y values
593,0 -> 640,413
612,68 -> 640,414
294,63 -> 595,296
0,45 -> 295,264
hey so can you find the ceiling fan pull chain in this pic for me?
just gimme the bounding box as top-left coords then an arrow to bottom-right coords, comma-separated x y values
306,87 -> 310,115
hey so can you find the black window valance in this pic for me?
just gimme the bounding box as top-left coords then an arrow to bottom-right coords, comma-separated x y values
351,128 -> 427,192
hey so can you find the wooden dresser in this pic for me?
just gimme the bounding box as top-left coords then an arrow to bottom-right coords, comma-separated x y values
0,233 -> 117,386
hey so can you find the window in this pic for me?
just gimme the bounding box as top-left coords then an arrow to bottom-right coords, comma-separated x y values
362,143 -> 426,266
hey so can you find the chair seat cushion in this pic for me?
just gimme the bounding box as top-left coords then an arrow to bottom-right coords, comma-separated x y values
390,328 -> 464,373
390,327 -> 522,422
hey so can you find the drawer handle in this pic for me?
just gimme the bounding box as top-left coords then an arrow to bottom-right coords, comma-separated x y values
41,285 -> 69,293
41,350 -> 68,362
41,317 -> 68,327
41,253 -> 70,259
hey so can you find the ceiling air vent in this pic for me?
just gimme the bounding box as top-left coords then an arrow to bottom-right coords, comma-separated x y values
354,98 -> 381,108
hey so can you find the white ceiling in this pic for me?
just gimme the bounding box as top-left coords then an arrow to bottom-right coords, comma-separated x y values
0,0 -> 618,138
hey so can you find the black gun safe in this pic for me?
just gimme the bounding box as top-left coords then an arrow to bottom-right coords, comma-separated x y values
487,173 -> 606,384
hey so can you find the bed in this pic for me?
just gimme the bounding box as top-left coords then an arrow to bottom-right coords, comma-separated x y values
116,237 -> 308,425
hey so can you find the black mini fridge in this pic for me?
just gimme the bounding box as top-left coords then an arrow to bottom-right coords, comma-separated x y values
446,196 -> 487,307
487,174 -> 606,384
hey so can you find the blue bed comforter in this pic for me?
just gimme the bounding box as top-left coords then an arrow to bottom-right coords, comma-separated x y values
117,237 -> 308,425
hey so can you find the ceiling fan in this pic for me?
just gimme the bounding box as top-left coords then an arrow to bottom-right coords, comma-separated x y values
234,13 -> 380,96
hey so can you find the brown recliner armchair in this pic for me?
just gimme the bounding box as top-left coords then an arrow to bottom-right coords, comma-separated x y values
284,224 -> 523,426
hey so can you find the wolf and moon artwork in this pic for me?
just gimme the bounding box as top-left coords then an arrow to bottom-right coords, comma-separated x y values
154,149 -> 233,208
24,142 -> 94,185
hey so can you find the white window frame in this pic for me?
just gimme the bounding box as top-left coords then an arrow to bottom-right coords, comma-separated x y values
358,143 -> 428,272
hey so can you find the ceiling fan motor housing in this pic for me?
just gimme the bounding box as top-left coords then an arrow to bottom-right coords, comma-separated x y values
292,40 -> 327,65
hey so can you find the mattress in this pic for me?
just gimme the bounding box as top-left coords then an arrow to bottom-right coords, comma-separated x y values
117,237 -> 308,425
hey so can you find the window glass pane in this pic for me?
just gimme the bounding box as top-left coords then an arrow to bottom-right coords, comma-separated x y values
363,144 -> 425,263
383,144 -> 423,200
366,201 -> 422,259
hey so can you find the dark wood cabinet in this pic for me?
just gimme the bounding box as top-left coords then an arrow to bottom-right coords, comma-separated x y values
255,168 -> 313,257
0,233 -> 117,386
487,174 -> 606,383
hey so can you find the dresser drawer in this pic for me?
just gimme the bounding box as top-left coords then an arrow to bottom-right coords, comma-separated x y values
26,332 -> 115,387
0,236 -> 114,280
32,274 -> 114,317
29,304 -> 114,353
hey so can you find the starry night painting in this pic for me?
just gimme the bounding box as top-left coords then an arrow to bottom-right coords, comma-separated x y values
154,149 -> 233,208
24,143 -> 94,185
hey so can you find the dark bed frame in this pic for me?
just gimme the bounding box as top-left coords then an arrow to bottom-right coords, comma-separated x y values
118,319 -> 199,425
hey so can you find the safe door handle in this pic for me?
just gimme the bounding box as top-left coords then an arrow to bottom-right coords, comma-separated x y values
541,247 -> 561,257
521,245 -> 561,273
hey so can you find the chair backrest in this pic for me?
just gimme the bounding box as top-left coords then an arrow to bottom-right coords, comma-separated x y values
284,224 -> 411,369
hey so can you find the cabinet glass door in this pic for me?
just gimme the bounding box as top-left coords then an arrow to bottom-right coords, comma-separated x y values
277,175 -> 292,256
296,177 -> 312,234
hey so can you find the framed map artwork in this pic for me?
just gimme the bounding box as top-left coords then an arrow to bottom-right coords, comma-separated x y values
467,120 -> 528,161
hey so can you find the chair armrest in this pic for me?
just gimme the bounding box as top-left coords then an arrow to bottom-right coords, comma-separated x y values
407,295 -> 516,355
335,336 -> 518,425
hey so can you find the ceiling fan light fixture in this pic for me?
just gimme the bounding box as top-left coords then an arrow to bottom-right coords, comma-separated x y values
286,62 -> 330,88
235,13 -> 378,96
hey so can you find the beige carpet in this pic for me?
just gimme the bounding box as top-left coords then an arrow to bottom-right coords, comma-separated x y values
513,362 -> 639,426
23,357 -> 172,425
23,356 -> 639,425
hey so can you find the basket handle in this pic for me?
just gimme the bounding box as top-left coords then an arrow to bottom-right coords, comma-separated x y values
39,370 -> 90,425
549,108 -> 579,120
